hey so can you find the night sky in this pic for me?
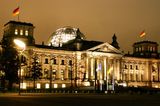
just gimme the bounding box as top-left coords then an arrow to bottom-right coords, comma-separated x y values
0,0 -> 160,52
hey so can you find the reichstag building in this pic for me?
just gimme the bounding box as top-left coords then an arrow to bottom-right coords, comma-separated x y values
0,21 -> 160,91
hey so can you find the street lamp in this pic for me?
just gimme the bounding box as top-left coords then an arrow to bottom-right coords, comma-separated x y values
14,39 -> 26,95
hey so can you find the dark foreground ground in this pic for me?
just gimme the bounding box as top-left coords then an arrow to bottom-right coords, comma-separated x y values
0,93 -> 160,106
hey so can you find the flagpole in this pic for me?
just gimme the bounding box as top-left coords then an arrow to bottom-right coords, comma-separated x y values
18,13 -> 20,21
18,0 -> 20,21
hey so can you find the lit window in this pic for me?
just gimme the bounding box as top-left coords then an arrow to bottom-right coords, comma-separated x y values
20,30 -> 23,35
20,83 -> 27,89
136,47 -> 138,52
52,70 -> 56,80
61,70 -> 64,80
62,84 -> 66,88
45,83 -> 49,89
139,47 -> 142,52
37,83 -> 41,89
15,29 -> 18,35
142,46 -> 144,51
153,47 -> 155,52
25,30 -> 28,36
150,47 -> 153,51
54,84 -> 58,88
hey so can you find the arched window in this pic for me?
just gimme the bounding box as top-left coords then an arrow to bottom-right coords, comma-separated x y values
15,29 -> 18,35
20,30 -> 23,35
25,30 -> 28,36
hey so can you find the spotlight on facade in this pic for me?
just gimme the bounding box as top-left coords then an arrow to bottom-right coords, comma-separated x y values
14,39 -> 26,51
13,39 -> 26,95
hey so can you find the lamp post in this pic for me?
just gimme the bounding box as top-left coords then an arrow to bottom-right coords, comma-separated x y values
14,39 -> 26,95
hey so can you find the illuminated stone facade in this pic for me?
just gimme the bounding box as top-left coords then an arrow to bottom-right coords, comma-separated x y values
1,21 -> 160,90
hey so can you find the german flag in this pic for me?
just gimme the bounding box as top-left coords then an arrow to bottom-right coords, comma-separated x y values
13,7 -> 20,16
140,30 -> 146,37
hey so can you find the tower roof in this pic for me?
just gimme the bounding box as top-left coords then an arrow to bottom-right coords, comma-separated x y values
4,20 -> 33,27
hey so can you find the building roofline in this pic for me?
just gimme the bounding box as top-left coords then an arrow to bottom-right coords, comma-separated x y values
133,40 -> 158,46
4,20 -> 33,27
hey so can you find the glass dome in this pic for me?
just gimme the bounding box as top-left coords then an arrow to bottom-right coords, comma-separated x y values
47,26 -> 85,47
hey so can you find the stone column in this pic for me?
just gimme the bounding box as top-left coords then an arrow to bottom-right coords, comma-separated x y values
57,56 -> 60,80
85,57 -> 89,80
103,57 -> 107,81
90,58 -> 94,80
65,58 -> 68,80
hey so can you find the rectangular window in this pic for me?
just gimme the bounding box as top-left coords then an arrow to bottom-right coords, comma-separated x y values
25,30 -> 28,36
124,65 -> 127,69
15,29 -> 18,35
136,65 -> 138,70
130,65 -> 133,69
61,60 -> 64,65
53,59 -> 56,64
20,30 -> 23,35
44,58 -> 48,64
69,60 -> 72,66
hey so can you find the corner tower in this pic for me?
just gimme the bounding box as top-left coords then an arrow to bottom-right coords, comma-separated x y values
133,41 -> 159,58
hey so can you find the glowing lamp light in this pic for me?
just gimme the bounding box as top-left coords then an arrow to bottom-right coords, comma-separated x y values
14,39 -> 26,50
118,82 -> 127,87
155,85 -> 158,88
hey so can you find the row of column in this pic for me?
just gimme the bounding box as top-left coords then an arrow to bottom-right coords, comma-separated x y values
85,56 -> 121,83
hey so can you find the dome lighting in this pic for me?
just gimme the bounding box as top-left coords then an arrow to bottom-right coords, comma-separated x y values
47,27 -> 85,47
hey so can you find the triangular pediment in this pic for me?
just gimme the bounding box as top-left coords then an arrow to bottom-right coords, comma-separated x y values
87,42 -> 122,54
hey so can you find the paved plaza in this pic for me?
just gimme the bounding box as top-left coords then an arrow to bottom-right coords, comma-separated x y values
0,93 -> 160,106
